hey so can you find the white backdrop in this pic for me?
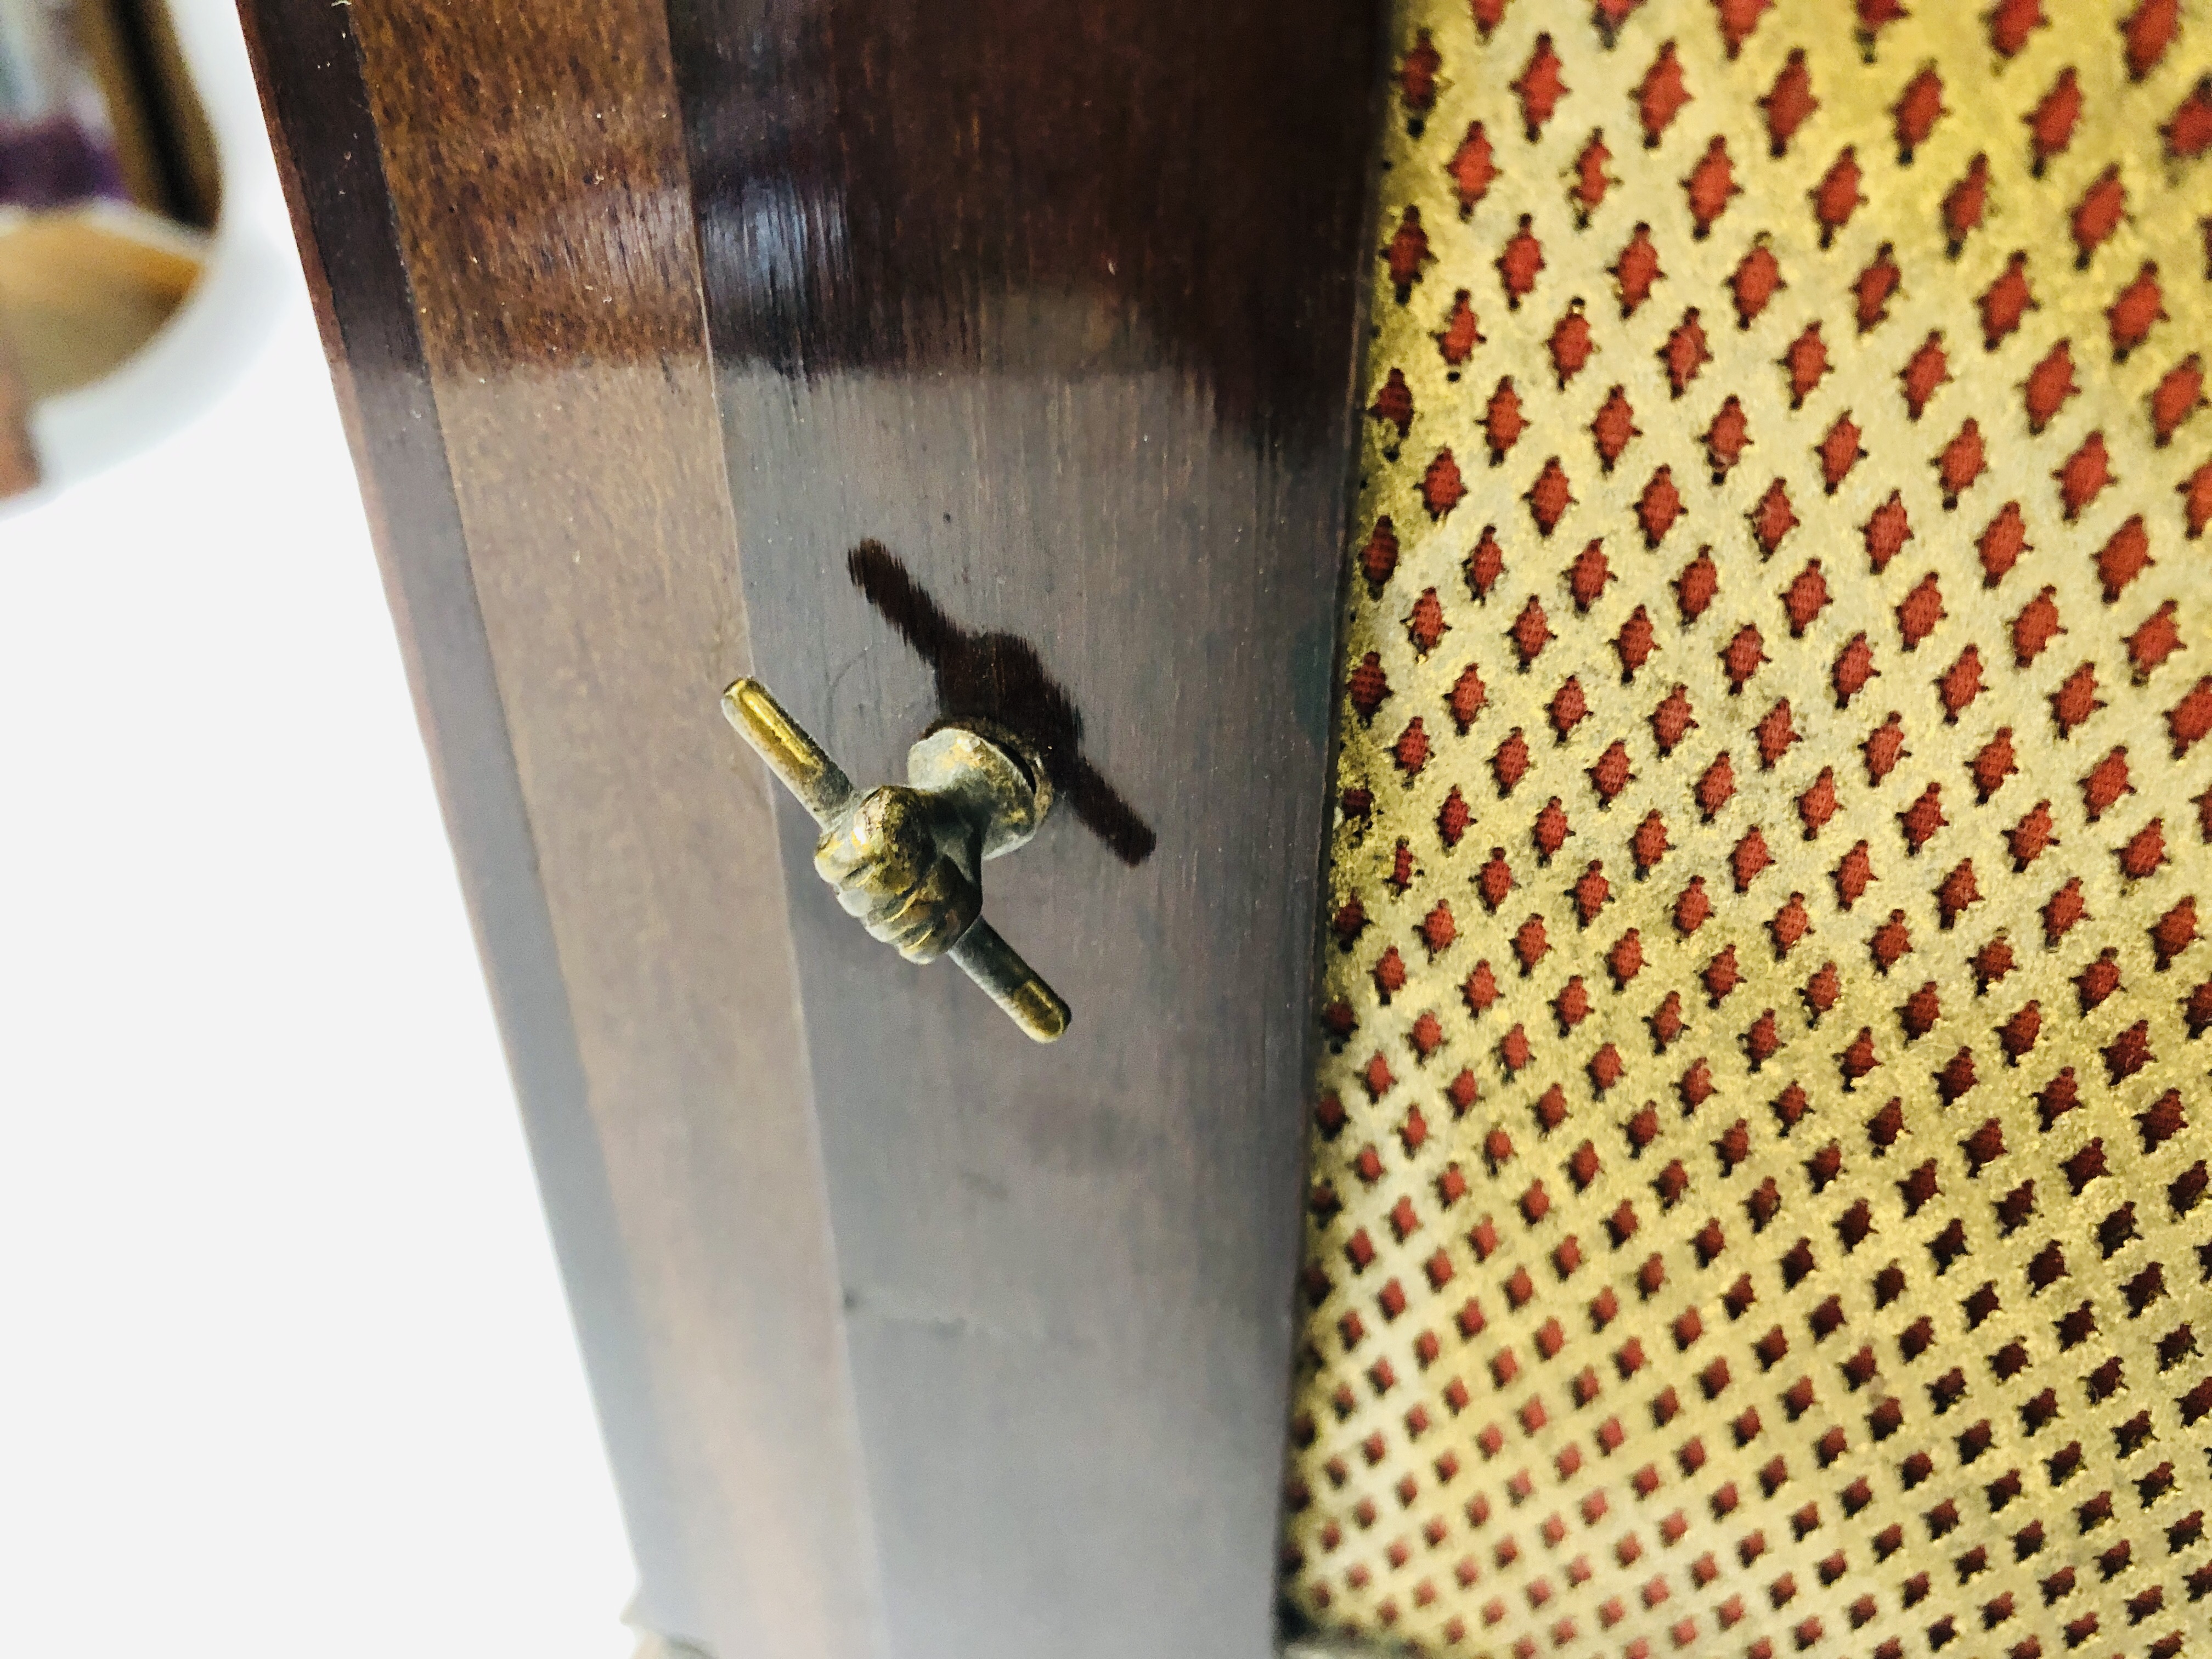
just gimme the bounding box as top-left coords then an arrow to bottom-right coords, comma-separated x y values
0,4 -> 639,1654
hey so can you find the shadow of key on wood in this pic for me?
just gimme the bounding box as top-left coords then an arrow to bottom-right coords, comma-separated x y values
847,540 -> 1157,867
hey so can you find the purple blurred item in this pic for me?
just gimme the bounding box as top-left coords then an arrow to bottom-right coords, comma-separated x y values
1,0 -> 132,211
0,112 -> 127,208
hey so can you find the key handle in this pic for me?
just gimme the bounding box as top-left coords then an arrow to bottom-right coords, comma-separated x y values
721,678 -> 1071,1043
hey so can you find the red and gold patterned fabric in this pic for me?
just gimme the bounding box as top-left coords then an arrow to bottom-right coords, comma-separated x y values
1289,4 -> 2212,1655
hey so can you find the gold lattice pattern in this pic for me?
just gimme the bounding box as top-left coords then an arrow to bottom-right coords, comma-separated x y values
1285,3 -> 2212,1656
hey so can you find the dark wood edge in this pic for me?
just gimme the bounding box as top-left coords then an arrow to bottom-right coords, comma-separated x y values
237,6 -> 884,1654
1271,10 -> 1398,1644
231,0 -> 703,1631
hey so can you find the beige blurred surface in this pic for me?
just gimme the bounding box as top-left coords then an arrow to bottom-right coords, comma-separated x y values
0,324 -> 34,496
0,206 -> 202,400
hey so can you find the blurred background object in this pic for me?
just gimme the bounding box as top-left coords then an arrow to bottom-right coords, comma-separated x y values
0,314 -> 32,489
0,4 -> 639,1655
0,0 -> 222,496
1,0 -> 126,210
1,0 -> 218,220
0,203 -> 202,398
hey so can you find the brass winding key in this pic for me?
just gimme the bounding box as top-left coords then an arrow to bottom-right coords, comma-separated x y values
721,679 -> 1071,1042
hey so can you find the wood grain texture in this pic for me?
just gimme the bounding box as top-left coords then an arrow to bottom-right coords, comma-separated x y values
234,5 -> 878,1656
665,2 -> 1384,1653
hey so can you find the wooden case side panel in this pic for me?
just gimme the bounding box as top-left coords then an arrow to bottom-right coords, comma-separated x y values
665,2 -> 1386,1654
233,4 -> 879,1655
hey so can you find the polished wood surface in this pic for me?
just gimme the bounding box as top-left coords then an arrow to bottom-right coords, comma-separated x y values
241,0 -> 1384,1652
668,2 -> 1381,1653
235,4 -> 877,1656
